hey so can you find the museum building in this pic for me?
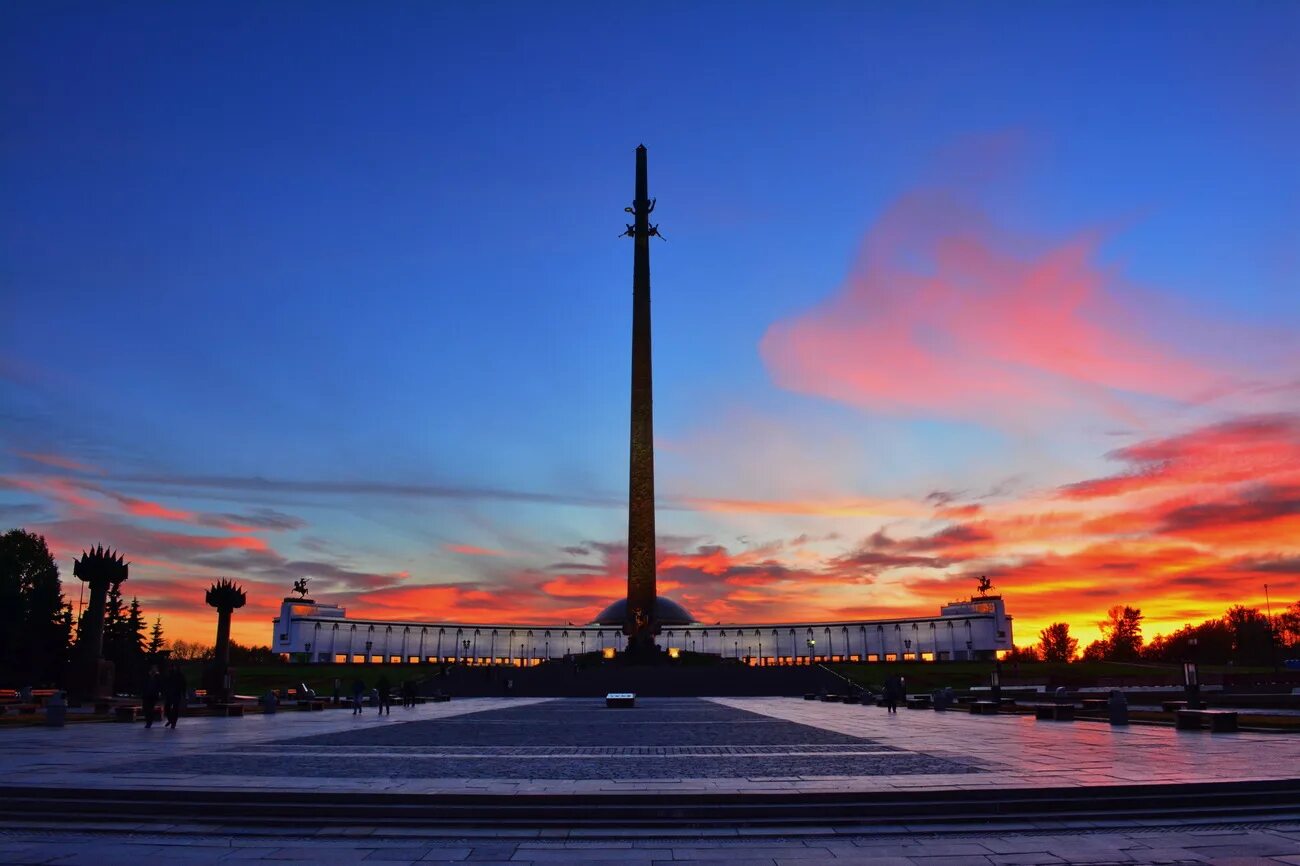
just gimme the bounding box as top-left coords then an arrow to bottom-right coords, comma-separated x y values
272,593 -> 1013,666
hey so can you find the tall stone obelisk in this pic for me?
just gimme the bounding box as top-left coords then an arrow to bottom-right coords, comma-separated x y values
624,144 -> 659,658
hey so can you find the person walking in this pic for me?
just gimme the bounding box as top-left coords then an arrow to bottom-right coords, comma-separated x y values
162,664 -> 186,728
142,666 -> 161,729
351,677 -> 366,714
376,674 -> 392,715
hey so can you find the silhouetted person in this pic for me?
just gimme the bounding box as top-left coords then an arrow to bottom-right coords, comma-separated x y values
883,673 -> 904,714
162,665 -> 186,728
376,674 -> 392,715
351,677 -> 365,714
142,666 -> 161,729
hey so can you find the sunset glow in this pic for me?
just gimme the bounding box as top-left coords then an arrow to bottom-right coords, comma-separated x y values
2,3 -> 1296,653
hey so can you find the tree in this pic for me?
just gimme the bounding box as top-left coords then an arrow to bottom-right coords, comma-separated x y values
0,529 -> 71,685
169,640 -> 212,662
1223,605 -> 1274,666
1280,600 -> 1300,651
1080,639 -> 1108,662
147,617 -> 166,656
1038,622 -> 1078,663
1099,605 -> 1144,662
1005,644 -> 1040,662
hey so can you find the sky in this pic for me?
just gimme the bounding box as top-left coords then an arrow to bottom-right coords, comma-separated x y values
2,1 -> 1298,651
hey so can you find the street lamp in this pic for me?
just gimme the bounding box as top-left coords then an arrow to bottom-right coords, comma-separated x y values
462,639 -> 471,666
807,638 -> 816,665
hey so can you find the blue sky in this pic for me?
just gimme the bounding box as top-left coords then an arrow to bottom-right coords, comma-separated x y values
2,1 -> 1297,645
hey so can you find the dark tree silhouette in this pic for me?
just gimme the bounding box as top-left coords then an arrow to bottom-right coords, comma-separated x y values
1038,622 -> 1078,662
147,617 -> 166,656
1098,605 -> 1144,662
0,529 -> 71,685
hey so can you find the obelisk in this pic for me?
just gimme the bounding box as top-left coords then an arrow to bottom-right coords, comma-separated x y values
624,144 -> 659,658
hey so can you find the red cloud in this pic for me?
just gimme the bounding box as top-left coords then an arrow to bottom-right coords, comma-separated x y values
1060,414 -> 1300,500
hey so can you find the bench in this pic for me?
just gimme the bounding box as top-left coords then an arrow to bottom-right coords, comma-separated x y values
905,696 -> 932,710
430,693 -> 451,703
114,706 -> 140,723
803,693 -> 818,700
295,700 -> 325,711
605,692 -> 635,709
818,694 -> 843,702
1176,709 -> 1238,732
214,703 -> 245,717
1080,698 -> 1109,712
1162,700 -> 1189,713
842,694 -> 860,704
969,701 -> 1000,715
1033,703 -> 1075,721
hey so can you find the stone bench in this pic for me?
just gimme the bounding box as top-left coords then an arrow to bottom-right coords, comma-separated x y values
1080,698 -> 1108,711
213,703 -> 245,717
969,701 -> 1000,715
905,697 -> 932,710
114,706 -> 141,722
295,700 -> 325,711
803,693 -> 818,700
605,692 -> 635,708
1176,709 -> 1237,732
1033,703 -> 1075,721
1162,700 -> 1189,713
818,694 -> 843,702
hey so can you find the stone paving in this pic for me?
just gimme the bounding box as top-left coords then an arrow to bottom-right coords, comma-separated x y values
101,698 -> 978,780
4,823 -> 1300,864
1,696 -> 1297,796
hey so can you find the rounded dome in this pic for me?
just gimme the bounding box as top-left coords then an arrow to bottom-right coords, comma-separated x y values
592,596 -> 696,627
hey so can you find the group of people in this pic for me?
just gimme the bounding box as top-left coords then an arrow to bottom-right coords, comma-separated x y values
141,664 -> 188,728
347,676 -> 420,714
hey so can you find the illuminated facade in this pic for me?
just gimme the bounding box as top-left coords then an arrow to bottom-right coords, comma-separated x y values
272,595 -> 1013,665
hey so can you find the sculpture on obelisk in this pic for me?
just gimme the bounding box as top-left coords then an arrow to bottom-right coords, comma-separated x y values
623,144 -> 662,659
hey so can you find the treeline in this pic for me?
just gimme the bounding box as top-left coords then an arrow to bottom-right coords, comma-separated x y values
0,528 -> 168,690
1012,601 -> 1300,665
169,640 -> 278,665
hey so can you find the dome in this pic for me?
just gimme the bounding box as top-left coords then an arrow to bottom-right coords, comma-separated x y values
592,596 -> 696,626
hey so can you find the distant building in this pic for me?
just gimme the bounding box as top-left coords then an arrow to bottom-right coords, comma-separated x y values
272,594 -> 1013,665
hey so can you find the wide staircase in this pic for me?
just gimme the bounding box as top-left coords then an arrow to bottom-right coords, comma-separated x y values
416,659 -> 848,698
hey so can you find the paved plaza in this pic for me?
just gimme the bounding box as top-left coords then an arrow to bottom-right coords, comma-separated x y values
3,697 -> 1298,796
3,697 -> 1300,864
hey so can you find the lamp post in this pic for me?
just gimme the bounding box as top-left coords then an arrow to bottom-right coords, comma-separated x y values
991,655 -> 1002,704
462,639 -> 471,666
1185,636 -> 1200,709
807,638 -> 815,665
519,643 -> 525,667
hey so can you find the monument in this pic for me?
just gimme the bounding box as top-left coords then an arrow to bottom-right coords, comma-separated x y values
71,545 -> 128,701
204,578 -> 247,703
623,145 -> 665,660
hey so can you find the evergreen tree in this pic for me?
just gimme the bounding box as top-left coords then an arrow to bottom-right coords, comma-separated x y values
147,617 -> 166,656
0,529 -> 70,685
126,597 -> 147,657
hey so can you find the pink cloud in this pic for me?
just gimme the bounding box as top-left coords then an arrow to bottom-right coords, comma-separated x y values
759,187 -> 1235,424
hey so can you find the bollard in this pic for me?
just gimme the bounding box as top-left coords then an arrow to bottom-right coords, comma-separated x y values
260,690 -> 278,714
1107,689 -> 1128,726
44,690 -> 66,727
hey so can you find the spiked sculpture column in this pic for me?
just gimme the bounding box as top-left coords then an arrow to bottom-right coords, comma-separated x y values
205,579 -> 247,703
624,144 -> 659,658
72,546 -> 128,701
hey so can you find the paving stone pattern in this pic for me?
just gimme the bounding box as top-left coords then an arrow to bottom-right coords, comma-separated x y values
100,698 -> 982,780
